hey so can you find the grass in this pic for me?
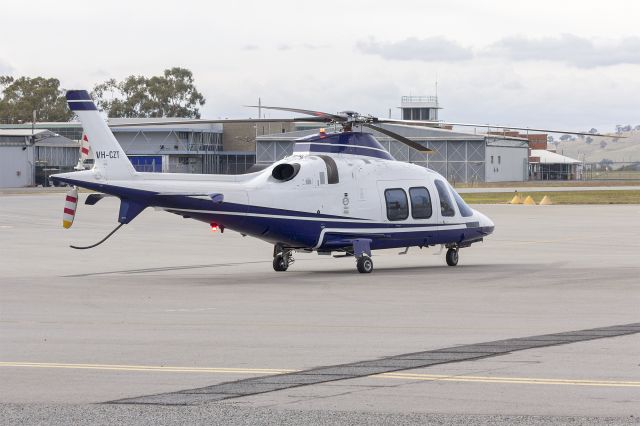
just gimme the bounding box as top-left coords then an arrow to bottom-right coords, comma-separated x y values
453,180 -> 640,188
461,190 -> 640,205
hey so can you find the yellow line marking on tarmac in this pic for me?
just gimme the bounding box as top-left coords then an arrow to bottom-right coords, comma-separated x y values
1,362 -> 639,388
378,372 -> 640,387
0,362 -> 294,375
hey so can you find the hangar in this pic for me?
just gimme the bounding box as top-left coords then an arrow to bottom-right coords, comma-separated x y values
0,95 -> 530,187
256,95 -> 530,183
0,119 -> 256,187
256,125 -> 529,183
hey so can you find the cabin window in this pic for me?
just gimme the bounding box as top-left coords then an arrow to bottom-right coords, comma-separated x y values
409,187 -> 432,219
384,188 -> 409,221
435,180 -> 456,217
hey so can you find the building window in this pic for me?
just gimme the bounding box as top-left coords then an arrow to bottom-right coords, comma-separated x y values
385,188 -> 409,221
435,180 -> 456,217
409,187 -> 432,219
498,155 -> 501,164
491,155 -> 494,164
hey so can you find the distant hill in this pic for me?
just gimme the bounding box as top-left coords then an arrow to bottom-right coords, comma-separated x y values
554,130 -> 640,164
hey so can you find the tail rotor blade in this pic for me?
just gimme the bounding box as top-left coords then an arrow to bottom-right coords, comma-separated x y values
63,187 -> 79,229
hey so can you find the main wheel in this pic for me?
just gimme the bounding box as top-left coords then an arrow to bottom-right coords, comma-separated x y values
356,256 -> 373,273
446,248 -> 459,266
273,255 -> 288,272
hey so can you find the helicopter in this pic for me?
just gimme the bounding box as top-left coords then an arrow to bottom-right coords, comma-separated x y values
51,90 -> 604,273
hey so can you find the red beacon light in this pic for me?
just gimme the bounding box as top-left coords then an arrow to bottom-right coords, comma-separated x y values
210,222 -> 224,233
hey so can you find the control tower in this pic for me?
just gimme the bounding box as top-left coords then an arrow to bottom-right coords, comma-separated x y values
400,95 -> 441,121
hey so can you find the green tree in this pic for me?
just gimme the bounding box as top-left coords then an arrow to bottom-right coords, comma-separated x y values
0,76 -> 72,123
93,68 -> 205,118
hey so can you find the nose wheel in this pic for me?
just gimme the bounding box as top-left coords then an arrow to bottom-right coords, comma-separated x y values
445,248 -> 459,266
356,255 -> 373,273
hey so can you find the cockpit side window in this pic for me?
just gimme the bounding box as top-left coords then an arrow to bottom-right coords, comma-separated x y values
434,180 -> 456,217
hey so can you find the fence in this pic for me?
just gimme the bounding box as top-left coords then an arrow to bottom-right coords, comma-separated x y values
582,162 -> 640,180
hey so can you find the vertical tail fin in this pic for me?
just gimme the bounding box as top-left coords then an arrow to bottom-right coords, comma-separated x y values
66,90 -> 135,179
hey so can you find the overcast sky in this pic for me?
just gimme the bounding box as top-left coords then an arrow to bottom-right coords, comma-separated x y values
1,0 -> 639,131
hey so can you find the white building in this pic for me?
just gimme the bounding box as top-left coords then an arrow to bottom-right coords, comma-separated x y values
0,129 -> 79,187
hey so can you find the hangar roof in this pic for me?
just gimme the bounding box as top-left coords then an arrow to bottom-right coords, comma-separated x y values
531,149 -> 580,164
0,129 -> 52,137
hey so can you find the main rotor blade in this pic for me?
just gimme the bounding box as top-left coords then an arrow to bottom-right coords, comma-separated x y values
362,123 -> 432,152
244,105 -> 346,122
108,117 -> 330,127
376,118 -> 620,138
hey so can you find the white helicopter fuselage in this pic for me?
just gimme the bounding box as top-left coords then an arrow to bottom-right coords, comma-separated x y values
51,90 -> 494,271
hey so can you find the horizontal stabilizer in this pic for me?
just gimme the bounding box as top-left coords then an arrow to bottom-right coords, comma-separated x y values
85,193 -> 112,205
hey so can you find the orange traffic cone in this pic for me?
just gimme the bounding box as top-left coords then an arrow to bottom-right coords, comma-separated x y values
539,195 -> 553,205
509,192 -> 523,204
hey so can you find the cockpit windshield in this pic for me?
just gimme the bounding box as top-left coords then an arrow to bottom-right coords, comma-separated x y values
448,182 -> 474,217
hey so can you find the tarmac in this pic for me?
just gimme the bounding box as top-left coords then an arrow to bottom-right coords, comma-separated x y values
1,194 -> 639,424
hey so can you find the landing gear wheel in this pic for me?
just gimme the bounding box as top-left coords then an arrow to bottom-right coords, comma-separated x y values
356,256 -> 373,273
446,248 -> 459,267
273,255 -> 289,272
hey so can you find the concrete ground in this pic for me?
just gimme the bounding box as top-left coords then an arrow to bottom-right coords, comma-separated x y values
1,194 -> 639,424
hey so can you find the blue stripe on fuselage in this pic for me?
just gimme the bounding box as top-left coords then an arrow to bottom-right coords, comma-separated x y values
293,143 -> 394,160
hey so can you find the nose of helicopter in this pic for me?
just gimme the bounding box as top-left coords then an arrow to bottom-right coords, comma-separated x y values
476,210 -> 495,235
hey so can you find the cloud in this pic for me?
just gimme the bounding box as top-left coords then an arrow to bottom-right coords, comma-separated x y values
356,37 -> 473,62
242,44 -> 260,51
486,34 -> 640,68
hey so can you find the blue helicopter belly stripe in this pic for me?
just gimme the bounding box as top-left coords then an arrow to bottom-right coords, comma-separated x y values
165,207 -> 467,229
164,208 -> 486,250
